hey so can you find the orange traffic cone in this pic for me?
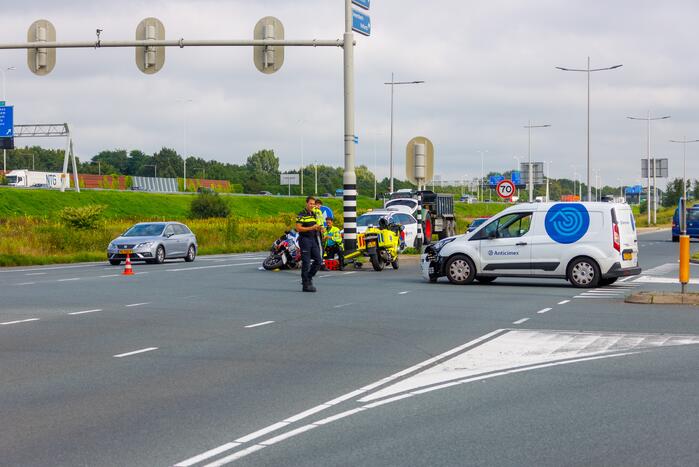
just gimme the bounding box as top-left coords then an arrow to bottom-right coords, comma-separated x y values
122,254 -> 134,276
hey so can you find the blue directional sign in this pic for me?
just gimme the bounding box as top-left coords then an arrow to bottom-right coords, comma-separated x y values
489,175 -> 505,187
352,0 -> 370,10
0,106 -> 13,137
353,135 -> 359,144
352,9 -> 371,36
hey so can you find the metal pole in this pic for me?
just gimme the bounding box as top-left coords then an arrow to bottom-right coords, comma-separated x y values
528,121 -> 532,201
389,72 -> 394,193
1,66 -> 14,174
546,161 -> 550,202
647,112 -> 651,225
314,161 -> 318,194
342,0 -> 357,251
587,56 -> 591,202
373,133 -> 377,199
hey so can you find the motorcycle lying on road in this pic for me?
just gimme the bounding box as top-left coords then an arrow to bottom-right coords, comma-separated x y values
262,230 -> 301,270
348,218 -> 403,271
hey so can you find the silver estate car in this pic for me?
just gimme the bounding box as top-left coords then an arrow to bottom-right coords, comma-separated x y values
107,222 -> 198,265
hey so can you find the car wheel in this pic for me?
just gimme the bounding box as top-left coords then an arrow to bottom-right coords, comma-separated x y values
184,245 -> 196,262
445,254 -> 476,285
567,257 -> 600,288
109,259 -> 121,266
476,275 -> 496,284
154,245 -> 166,264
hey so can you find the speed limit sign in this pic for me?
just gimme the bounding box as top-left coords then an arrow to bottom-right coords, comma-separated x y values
496,180 -> 515,199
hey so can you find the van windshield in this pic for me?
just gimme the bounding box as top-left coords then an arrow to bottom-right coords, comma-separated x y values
6,176 -> 18,184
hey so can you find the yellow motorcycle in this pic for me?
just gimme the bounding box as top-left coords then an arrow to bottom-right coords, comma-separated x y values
349,218 -> 402,271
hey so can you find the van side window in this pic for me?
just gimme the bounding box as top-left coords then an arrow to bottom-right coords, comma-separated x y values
473,212 -> 532,240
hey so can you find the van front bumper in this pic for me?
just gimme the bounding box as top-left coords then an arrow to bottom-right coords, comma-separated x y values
603,262 -> 642,279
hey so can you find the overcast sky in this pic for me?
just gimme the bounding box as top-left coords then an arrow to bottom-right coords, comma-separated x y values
2,0 -> 699,187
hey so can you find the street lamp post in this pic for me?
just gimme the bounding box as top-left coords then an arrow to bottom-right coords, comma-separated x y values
178,98 -> 193,192
298,118 -> 305,196
524,121 -> 551,201
314,161 -> 318,194
478,150 -> 487,202
627,113 -> 670,225
557,57 -> 622,201
669,138 -> 699,231
514,156 -> 521,199
384,73 -> 424,193
546,161 -> 552,202
1,66 -> 15,174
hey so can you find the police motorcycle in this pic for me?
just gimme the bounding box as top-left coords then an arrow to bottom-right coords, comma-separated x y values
262,230 -> 301,270
348,218 -> 403,271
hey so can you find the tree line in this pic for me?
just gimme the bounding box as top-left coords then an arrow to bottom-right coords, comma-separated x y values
2,145 -> 698,202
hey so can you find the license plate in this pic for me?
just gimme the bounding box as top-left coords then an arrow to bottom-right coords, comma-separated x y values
119,249 -> 133,255
623,252 -> 633,261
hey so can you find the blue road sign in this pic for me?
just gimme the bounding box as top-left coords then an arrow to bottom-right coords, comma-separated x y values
0,106 -> 13,137
353,135 -> 359,144
352,0 -> 370,10
625,185 -> 642,195
352,9 -> 371,36
489,175 -> 504,187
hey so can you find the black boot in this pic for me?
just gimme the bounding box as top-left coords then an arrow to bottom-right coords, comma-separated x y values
302,281 -> 317,292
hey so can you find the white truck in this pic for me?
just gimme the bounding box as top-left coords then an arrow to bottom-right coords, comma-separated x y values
5,170 -> 71,189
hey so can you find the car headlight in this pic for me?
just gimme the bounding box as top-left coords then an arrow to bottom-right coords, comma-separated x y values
432,237 -> 456,253
136,242 -> 154,249
108,242 -> 116,250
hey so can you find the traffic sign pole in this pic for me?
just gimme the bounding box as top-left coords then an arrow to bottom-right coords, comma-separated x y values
343,0 -> 358,251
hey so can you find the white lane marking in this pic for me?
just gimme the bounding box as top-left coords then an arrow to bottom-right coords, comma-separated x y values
177,329 -> 507,466
557,300 -> 570,305
16,282 -> 36,286
202,445 -> 266,467
0,318 -> 39,326
100,274 -> 120,278
582,291 -> 625,295
24,272 -> 46,276
312,407 -> 366,426
174,443 -> 242,467
68,309 -> 102,315
166,262 -> 258,272
235,422 -> 290,443
57,277 -> 81,282
343,271 -> 357,275
398,291 -> 410,295
113,347 -> 158,358
333,303 -> 353,309
574,295 -> 616,299
244,321 -> 275,329
1,264 -> 98,273
317,274 -> 332,278
260,424 -> 318,446
125,302 -> 150,307
537,308 -> 552,314
618,276 -> 634,282
513,318 -> 530,324
634,275 -> 699,284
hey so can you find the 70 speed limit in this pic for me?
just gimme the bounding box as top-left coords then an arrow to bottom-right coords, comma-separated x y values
496,180 -> 515,199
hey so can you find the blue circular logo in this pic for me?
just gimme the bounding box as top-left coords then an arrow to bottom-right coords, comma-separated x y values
545,203 -> 590,244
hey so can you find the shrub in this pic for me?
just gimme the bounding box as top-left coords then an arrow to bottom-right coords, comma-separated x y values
190,191 -> 230,219
58,204 -> 107,229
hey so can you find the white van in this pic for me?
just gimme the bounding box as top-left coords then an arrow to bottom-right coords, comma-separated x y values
421,202 -> 641,288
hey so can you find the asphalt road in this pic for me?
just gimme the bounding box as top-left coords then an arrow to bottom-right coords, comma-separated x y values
1,229 -> 698,466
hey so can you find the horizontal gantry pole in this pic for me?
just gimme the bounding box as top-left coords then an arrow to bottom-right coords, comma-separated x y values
0,39 -> 345,49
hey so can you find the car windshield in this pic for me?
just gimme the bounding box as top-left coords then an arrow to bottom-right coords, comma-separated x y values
123,224 -> 165,237
357,214 -> 387,227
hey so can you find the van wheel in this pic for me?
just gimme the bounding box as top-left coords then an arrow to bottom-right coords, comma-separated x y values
476,275 -> 496,284
567,257 -> 600,288
445,255 -> 476,285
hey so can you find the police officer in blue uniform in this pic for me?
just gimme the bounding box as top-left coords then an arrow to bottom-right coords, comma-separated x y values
296,196 -> 324,292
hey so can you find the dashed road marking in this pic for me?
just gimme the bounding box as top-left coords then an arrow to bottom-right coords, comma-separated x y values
0,318 -> 39,326
513,318 -> 530,324
333,303 -> 354,309
536,308 -> 552,314
557,300 -> 570,305
125,302 -> 150,307
68,309 -> 102,315
244,321 -> 275,329
57,277 -> 81,282
113,347 -> 158,358
16,282 -> 36,286
398,291 -> 410,295
24,272 -> 46,276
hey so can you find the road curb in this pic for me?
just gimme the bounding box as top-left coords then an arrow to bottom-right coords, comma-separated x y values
625,291 -> 699,306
